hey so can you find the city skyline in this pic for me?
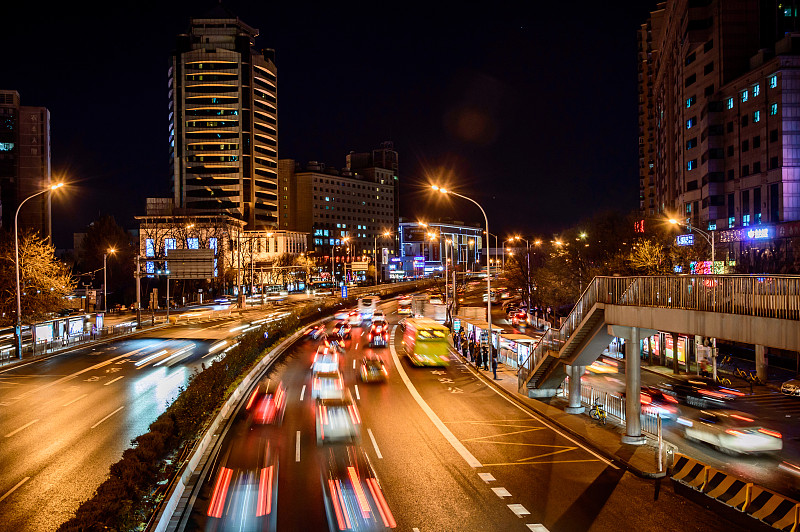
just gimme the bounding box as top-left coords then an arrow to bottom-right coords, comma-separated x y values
1,1 -> 649,249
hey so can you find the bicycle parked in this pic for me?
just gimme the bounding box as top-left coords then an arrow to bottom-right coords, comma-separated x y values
589,400 -> 607,425
714,375 -> 732,386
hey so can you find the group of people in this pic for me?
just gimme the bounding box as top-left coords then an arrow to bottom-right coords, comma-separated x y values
452,329 -> 499,379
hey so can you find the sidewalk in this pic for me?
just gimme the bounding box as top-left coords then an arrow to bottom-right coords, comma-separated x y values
452,347 -> 665,479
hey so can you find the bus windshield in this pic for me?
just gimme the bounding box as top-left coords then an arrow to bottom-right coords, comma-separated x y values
418,328 -> 446,339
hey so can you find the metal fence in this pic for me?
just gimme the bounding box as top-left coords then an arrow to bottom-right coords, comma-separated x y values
568,378 -> 660,437
519,274 -> 800,385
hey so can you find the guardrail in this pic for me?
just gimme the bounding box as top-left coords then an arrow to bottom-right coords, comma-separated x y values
568,378 -> 660,436
519,275 -> 800,387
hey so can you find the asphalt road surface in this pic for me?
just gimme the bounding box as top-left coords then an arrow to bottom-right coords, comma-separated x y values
185,299 -> 741,531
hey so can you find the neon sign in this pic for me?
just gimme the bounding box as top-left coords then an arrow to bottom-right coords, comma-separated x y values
746,227 -> 771,239
676,234 -> 694,246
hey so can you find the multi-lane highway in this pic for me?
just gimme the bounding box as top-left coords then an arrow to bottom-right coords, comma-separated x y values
181,298 -> 740,531
0,303 -> 295,532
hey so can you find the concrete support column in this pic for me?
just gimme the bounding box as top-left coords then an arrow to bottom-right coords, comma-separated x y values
618,338 -> 625,375
622,326 -> 646,445
756,345 -> 768,382
565,365 -> 585,414
671,332 -> 680,375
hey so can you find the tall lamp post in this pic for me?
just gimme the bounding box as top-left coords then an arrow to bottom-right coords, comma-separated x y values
373,231 -> 391,287
669,218 -> 715,269
484,231 -> 498,276
431,185 -> 492,349
103,248 -> 117,312
15,182 -> 64,359
332,236 -> 349,284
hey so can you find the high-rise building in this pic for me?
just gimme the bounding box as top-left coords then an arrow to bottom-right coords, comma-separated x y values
0,91 -> 53,238
640,0 -> 800,266
169,6 -> 278,230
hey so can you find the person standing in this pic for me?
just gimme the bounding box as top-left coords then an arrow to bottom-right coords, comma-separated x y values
491,347 -> 499,379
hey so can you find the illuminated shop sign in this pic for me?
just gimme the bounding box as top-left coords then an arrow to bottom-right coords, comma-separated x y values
676,234 -> 694,246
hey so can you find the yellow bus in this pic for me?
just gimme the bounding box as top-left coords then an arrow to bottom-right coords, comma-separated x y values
403,317 -> 450,366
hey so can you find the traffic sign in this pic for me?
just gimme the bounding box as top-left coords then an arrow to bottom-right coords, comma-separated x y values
341,285 -> 348,298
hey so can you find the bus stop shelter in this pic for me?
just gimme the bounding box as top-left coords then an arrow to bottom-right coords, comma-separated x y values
499,333 -> 540,369
455,316 -> 505,350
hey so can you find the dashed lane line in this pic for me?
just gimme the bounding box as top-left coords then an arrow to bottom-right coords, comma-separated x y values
4,419 -> 39,438
478,472 -> 496,482
508,504 -> 530,517
300,385 -> 306,401
62,393 -> 87,407
527,525 -> 550,531
296,431 -> 301,462
0,477 -> 30,504
104,376 -> 125,386
367,428 -> 383,459
91,406 -> 124,429
492,487 -> 512,498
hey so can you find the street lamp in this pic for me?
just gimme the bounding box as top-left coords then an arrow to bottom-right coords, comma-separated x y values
431,185 -> 492,350
14,182 -> 64,359
103,248 -> 117,312
484,231 -> 499,276
374,231 -> 391,287
332,236 -> 349,284
669,218 -> 715,269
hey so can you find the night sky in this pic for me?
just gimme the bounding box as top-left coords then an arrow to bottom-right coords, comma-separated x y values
1,1 -> 652,249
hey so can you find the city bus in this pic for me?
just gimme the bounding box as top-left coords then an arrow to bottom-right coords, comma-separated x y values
402,317 -> 450,366
357,296 -> 378,320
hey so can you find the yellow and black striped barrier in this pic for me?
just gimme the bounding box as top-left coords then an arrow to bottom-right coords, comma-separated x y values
671,454 -> 800,531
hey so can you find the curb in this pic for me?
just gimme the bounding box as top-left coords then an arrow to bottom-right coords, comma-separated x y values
453,349 -> 666,479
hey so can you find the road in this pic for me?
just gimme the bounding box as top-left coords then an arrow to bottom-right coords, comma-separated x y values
0,303 -> 295,532
183,298 -> 739,531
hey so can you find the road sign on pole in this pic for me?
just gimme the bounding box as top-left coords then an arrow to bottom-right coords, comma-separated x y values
341,285 -> 348,298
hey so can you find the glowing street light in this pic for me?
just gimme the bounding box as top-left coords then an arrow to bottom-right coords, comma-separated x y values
669,218 -> 715,267
104,248 -> 117,312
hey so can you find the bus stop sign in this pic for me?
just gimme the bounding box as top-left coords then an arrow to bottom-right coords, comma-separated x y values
341,285 -> 348,298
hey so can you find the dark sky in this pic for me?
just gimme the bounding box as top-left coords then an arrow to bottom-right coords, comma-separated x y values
1,1 -> 653,249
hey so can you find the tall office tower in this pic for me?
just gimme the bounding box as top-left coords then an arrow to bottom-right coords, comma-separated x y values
0,91 -> 53,239
637,9 -> 664,216
169,6 -> 278,230
641,0 -> 800,262
346,141 -> 400,253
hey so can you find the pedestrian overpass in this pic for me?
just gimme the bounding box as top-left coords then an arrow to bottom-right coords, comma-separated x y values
518,275 -> 800,396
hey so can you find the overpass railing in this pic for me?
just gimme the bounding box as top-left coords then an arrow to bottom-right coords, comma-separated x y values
519,275 -> 800,387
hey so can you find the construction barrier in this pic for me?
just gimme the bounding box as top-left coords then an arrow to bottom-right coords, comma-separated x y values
671,454 -> 800,531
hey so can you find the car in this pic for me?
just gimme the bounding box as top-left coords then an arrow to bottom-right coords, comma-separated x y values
245,381 -> 287,425
622,386 -> 679,420
677,409 -> 783,455
316,392 -> 361,444
313,346 -> 341,373
781,379 -> 800,397
348,310 -> 362,326
360,355 -> 388,382
398,318 -> 407,332
320,446 -> 396,531
307,324 -> 326,340
367,320 -> 389,347
657,376 -> 744,409
312,370 -> 345,400
372,310 -> 386,322
334,321 -> 352,339
510,309 -> 528,326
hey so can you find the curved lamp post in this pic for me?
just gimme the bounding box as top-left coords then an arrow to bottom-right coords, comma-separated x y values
431,185 -> 492,352
669,218 -> 715,269
15,182 -> 64,359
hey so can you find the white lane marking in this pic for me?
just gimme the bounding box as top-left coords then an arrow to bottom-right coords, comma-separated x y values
388,326 -> 481,468
354,385 -> 360,400
492,487 -> 512,498
91,406 -> 124,429
300,385 -> 306,401
527,525 -> 550,531
104,376 -> 125,386
478,472 -> 496,483
508,504 -> 530,517
4,419 -> 39,438
367,428 -> 383,459
296,431 -> 301,462
62,393 -> 88,407
0,476 -> 30,503
465,360 -> 618,469
353,359 -> 356,370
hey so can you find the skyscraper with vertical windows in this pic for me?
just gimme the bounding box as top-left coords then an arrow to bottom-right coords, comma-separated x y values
0,90 -> 53,239
169,6 -> 278,230
640,0 -> 800,268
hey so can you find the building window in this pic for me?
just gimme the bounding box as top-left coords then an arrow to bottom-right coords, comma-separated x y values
770,102 -> 778,115
742,164 -> 749,176
209,237 -> 217,251
164,238 -> 176,251
703,62 -> 714,75
686,96 -> 696,108
726,97 -> 734,109
742,214 -> 751,226
741,115 -> 749,127
728,216 -> 735,228
686,117 -> 697,129
728,169 -> 734,180
753,161 -> 761,173
687,160 -> 697,171
753,135 -> 760,148
754,110 -> 761,123
686,138 -> 697,150
188,238 -> 199,249
145,238 -> 155,257
753,84 -> 760,97
742,140 -> 749,152
769,74 -> 777,89
708,222 -> 717,230
727,145 -> 734,157
146,261 -> 155,274
741,90 -> 749,102
770,156 -> 779,169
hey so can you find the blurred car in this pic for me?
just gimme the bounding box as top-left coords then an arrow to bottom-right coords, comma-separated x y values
307,324 -> 326,340
398,318 -> 407,332
781,379 -> 800,397
367,320 -> 389,347
677,409 -> 783,455
372,310 -> 386,322
316,392 -> 361,445
313,346 -> 341,373
312,370 -> 345,400
321,446 -> 396,531
323,330 -> 346,352
348,310 -> 362,326
622,385 -> 679,420
510,309 -> 528,326
334,321 -> 352,339
657,376 -> 744,409
245,381 -> 287,425
360,355 -> 388,383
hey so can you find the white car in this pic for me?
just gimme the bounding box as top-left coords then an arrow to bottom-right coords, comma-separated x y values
781,379 -> 800,396
372,310 -> 386,322
347,310 -> 362,326
677,409 -> 783,455
312,370 -> 345,400
312,346 -> 340,373
316,392 -> 361,444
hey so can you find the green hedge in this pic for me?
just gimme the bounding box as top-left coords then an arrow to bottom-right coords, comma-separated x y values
58,286 -> 426,531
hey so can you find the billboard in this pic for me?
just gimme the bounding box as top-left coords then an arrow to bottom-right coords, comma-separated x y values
165,249 -> 214,279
